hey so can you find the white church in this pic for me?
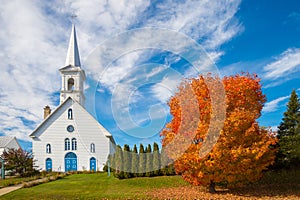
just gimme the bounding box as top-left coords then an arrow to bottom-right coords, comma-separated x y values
29,24 -> 115,172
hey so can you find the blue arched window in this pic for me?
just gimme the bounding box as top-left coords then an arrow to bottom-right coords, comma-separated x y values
72,138 -> 77,150
68,108 -> 73,120
65,138 -> 70,150
46,144 -> 51,153
90,143 -> 95,153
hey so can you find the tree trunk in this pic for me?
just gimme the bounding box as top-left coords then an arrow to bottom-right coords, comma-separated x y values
208,181 -> 216,193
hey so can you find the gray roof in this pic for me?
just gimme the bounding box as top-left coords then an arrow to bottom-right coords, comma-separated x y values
0,136 -> 16,148
65,24 -> 81,67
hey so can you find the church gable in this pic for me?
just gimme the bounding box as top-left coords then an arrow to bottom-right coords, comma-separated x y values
30,97 -> 111,139
29,98 -> 73,138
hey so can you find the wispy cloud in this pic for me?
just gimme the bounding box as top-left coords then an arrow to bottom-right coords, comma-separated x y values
262,96 -> 289,113
0,0 -> 68,141
151,74 -> 181,103
263,48 -> 300,80
220,48 -> 300,88
0,0 -> 242,142
143,0 -> 242,49
284,12 -> 300,29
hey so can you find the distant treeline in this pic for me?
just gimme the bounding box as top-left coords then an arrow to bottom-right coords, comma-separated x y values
104,142 -> 175,179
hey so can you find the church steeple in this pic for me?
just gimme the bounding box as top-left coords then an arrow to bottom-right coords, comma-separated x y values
65,24 -> 81,67
59,24 -> 86,106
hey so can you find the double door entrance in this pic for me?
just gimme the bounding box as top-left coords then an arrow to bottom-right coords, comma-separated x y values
65,152 -> 77,172
64,153 -> 97,172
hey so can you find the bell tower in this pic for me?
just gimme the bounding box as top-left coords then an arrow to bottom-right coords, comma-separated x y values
59,24 -> 86,106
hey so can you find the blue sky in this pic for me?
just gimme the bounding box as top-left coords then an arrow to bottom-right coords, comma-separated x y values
0,0 -> 299,150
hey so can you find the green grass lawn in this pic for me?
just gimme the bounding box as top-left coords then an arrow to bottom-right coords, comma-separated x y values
1,170 -> 300,199
1,173 -> 188,199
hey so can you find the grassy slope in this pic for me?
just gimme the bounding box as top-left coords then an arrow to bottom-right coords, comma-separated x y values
2,170 -> 300,199
1,173 -> 188,199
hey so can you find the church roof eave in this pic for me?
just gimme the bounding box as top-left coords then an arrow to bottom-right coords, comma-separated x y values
29,97 -> 73,138
29,97 -> 113,139
59,65 -> 86,81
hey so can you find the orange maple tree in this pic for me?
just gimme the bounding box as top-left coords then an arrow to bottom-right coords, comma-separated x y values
160,74 -> 277,192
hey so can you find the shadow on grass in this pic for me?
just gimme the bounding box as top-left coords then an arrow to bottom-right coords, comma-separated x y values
226,183 -> 300,199
224,170 -> 300,199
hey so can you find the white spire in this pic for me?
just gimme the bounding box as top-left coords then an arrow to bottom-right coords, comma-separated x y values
65,24 -> 81,67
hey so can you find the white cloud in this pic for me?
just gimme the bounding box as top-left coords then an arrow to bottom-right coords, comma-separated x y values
146,65 -> 168,80
0,0 -> 68,141
270,126 -> 279,132
144,0 -> 242,50
262,96 -> 289,113
0,0 -> 242,142
97,51 -> 144,91
151,75 -> 181,103
64,0 -> 151,57
263,48 -> 300,80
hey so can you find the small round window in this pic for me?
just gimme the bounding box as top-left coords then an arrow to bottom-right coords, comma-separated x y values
67,125 -> 74,133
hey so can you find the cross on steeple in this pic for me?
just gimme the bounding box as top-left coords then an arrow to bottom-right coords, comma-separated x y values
71,14 -> 77,24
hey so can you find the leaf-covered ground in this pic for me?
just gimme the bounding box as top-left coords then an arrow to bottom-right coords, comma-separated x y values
148,170 -> 300,199
148,184 -> 300,199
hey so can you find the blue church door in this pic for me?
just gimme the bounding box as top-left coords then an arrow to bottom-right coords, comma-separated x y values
46,158 -> 52,171
90,157 -> 96,171
65,152 -> 77,172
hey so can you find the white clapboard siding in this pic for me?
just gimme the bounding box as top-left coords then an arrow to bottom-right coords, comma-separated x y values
31,98 -> 114,172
